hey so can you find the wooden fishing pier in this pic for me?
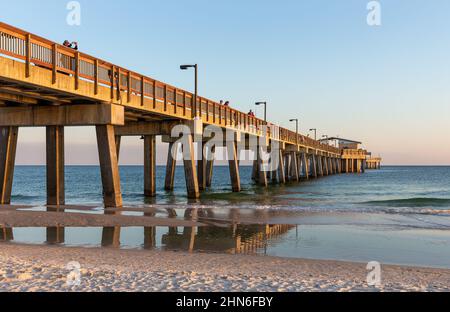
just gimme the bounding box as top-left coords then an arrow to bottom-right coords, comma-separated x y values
0,22 -> 381,208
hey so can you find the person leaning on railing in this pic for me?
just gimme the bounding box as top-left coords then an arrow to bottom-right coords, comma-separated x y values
63,40 -> 78,50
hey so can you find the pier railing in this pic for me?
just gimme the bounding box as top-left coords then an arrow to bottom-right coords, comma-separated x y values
0,22 -> 340,155
341,149 -> 367,159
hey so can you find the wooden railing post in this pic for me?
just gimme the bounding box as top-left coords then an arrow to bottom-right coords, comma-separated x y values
174,89 -> 178,114
25,34 -> 31,78
183,91 -> 187,116
74,52 -> 80,90
116,68 -> 121,101
163,85 -> 167,111
110,65 -> 115,100
140,77 -> 145,106
127,72 -> 131,103
52,44 -> 57,84
94,59 -> 99,95
225,108 -> 228,126
152,82 -> 157,109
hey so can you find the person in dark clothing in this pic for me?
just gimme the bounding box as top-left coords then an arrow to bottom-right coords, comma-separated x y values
62,40 -> 78,50
224,101 -> 230,107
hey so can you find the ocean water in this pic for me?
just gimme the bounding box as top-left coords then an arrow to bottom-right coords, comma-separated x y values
4,166 -> 450,268
11,165 -> 450,215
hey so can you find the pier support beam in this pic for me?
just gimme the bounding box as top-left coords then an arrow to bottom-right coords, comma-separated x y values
311,154 -> 317,178
115,135 -> 121,162
96,125 -> 123,208
0,126 -> 18,205
197,144 -> 207,191
257,146 -> 268,187
251,159 -> 258,182
46,126 -> 65,206
291,152 -> 299,182
284,154 -> 290,181
227,141 -> 241,192
318,155 -> 324,176
301,153 -> 309,180
144,135 -> 156,197
164,142 -> 178,191
206,146 -> 215,188
183,134 -> 200,199
278,149 -> 286,184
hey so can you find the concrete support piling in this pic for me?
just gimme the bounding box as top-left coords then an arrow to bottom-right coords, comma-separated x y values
251,159 -> 258,182
206,145 -> 215,187
182,134 -> 200,199
46,126 -> 65,206
311,154 -> 318,178
197,144 -> 207,191
227,141 -> 241,192
278,149 -> 286,184
302,153 -> 309,180
0,126 -> 18,205
318,155 -> 324,177
291,152 -> 299,182
144,135 -> 156,197
96,125 -> 123,208
164,142 -> 178,191
115,135 -> 121,162
257,146 -> 268,187
284,154 -> 290,182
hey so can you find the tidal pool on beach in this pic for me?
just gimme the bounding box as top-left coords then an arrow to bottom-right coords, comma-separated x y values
2,214 -> 450,269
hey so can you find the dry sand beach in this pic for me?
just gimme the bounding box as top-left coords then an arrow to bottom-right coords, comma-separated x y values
1,243 -> 450,292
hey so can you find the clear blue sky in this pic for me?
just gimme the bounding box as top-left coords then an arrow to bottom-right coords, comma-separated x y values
2,0 -> 450,165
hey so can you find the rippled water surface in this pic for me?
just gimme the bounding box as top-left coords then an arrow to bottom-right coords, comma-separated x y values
11,166 -> 450,214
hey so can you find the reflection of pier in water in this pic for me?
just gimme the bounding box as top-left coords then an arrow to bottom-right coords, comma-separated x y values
1,207 -> 295,254
161,223 -> 293,255
1,223 -> 294,255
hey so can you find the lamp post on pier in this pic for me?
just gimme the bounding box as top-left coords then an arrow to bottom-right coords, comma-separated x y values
290,119 -> 299,145
180,64 -> 198,118
255,101 -> 267,124
309,128 -> 317,140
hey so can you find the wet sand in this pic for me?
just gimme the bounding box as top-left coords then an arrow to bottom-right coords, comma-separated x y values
1,243 -> 449,292
0,209 -> 204,228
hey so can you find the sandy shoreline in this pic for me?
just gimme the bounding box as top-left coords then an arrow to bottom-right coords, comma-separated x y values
1,243 -> 449,292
